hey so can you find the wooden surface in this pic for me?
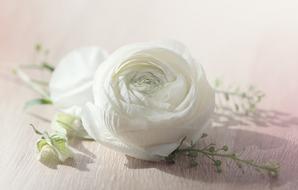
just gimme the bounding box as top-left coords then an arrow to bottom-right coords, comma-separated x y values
1,0 -> 298,189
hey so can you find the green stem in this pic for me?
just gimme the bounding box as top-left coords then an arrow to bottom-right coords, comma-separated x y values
41,62 -> 55,72
177,148 -> 278,175
13,68 -> 49,97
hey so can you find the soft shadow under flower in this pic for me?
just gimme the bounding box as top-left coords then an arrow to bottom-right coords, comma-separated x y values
125,109 -> 298,188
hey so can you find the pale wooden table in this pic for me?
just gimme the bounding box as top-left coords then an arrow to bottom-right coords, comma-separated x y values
1,0 -> 298,189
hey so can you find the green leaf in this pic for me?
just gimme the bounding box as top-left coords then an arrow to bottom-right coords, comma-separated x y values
30,124 -> 43,135
41,62 -> 55,72
24,98 -> 53,109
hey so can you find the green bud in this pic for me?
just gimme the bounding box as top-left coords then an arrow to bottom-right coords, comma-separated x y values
52,113 -> 91,139
37,143 -> 59,163
222,145 -> 228,151
36,132 -> 73,163
208,146 -> 215,152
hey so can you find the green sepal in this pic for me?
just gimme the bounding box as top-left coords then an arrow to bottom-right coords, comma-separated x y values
24,98 -> 53,109
52,112 -> 92,140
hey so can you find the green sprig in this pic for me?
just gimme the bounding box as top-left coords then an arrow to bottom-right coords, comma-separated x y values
14,43 -> 55,110
213,78 -> 265,114
165,134 -> 279,177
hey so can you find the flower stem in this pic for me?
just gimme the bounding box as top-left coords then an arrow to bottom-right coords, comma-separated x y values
176,147 -> 279,177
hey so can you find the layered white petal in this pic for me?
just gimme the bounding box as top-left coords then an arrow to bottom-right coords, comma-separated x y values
80,40 -> 215,160
49,47 -> 108,108
81,102 -> 163,160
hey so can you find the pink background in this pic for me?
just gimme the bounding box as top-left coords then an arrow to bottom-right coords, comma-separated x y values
1,0 -> 298,189
1,0 -> 298,112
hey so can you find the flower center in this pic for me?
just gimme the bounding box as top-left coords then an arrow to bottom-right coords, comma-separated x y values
130,72 -> 163,94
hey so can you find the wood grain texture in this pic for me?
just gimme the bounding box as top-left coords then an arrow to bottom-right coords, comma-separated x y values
1,0 -> 298,189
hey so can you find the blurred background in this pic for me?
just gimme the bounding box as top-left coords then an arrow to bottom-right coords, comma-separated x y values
1,0 -> 298,112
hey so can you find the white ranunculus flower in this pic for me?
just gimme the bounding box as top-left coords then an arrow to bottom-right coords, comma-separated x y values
50,40 -> 215,161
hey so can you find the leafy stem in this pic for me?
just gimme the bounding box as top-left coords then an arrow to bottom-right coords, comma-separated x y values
165,134 -> 279,177
14,43 -> 55,109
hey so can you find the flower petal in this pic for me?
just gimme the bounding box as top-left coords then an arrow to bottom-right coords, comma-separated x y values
80,102 -> 166,161
49,47 -> 108,108
92,40 -> 214,150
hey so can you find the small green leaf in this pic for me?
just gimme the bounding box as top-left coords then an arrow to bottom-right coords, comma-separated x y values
24,98 -> 53,109
30,124 -> 43,135
41,62 -> 55,72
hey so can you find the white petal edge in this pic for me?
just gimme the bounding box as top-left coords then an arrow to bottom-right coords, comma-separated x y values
49,47 -> 108,108
80,102 -> 183,160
